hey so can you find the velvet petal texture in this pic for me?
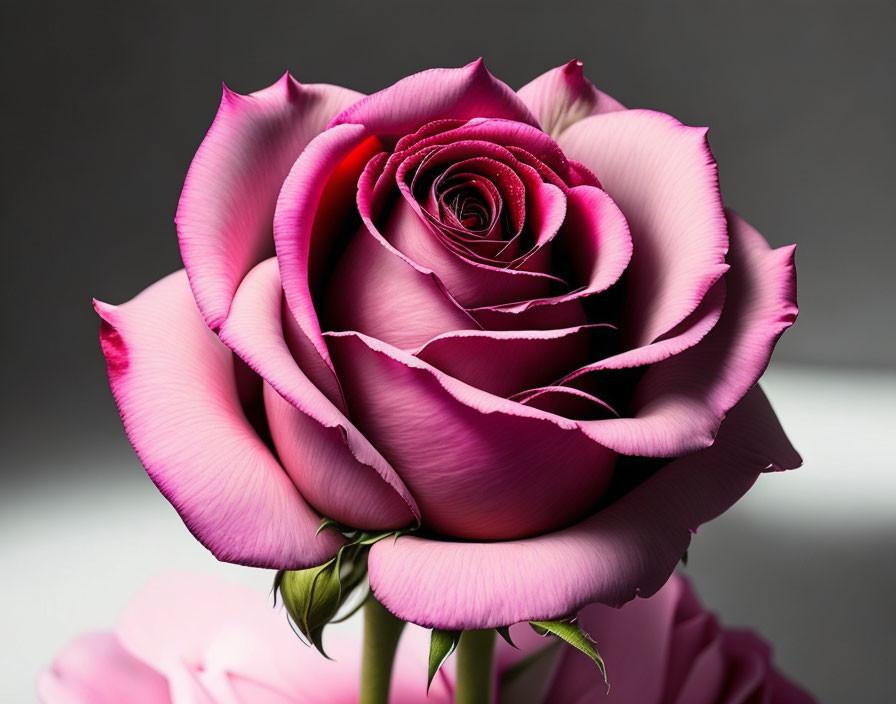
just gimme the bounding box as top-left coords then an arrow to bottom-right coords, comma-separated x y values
95,271 -> 342,568
412,325 -> 609,398
273,122 -> 372,373
368,386 -> 800,629
327,331 -> 615,540
329,58 -> 538,140
176,74 -> 362,331
558,109 -> 729,348
572,209 -> 797,458
517,60 -> 626,139
324,156 -> 478,349
218,258 -> 418,529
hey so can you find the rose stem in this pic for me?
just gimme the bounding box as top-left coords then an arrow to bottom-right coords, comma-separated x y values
359,595 -> 406,704
454,629 -> 497,704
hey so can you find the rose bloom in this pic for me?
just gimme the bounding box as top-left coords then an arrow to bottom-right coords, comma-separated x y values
97,60 -> 800,629
39,573 -> 814,703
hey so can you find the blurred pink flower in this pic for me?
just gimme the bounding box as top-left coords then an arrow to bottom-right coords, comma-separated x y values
39,572 -> 813,703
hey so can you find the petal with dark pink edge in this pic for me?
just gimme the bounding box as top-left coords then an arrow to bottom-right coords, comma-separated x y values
219,258 -> 418,528
176,74 -> 362,331
518,60 -> 626,139
514,386 -> 619,421
384,196 -> 565,308
413,325 -> 613,398
368,386 -> 800,629
326,331 -> 615,541
561,279 -> 726,381
323,155 -> 479,349
95,271 -> 343,568
466,184 -> 630,326
37,633 -> 171,704
559,109 -> 728,347
273,122 -> 376,372
577,210 -> 797,457
329,59 -> 538,140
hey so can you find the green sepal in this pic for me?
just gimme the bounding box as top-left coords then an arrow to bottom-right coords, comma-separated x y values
496,625 -> 518,649
352,530 -> 398,547
428,628 -> 461,692
279,558 -> 343,658
530,619 -> 608,689
316,517 -> 342,536
680,549 -> 689,566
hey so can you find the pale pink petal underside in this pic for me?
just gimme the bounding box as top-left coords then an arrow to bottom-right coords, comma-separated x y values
96,271 -> 342,568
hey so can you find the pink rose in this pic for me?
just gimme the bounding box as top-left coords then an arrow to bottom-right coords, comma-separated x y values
38,572 -> 450,704
96,60 -> 800,628
39,573 -> 814,703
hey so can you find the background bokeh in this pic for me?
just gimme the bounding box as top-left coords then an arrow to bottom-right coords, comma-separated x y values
2,1 -> 894,701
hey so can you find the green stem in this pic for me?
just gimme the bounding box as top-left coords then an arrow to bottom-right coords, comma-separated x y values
454,629 -> 497,704
359,595 -> 406,704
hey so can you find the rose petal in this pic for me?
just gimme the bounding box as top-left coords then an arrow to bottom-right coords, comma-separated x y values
576,211 -> 797,457
368,386 -> 800,629
324,220 -> 479,349
514,386 -> 619,421
38,633 -> 170,704
466,184 -> 630,327
176,74 -> 362,331
391,117 -> 572,186
559,109 -> 728,347
326,331 -> 615,540
95,271 -> 342,568
561,278 -> 726,379
329,59 -> 538,141
273,122 -> 377,373
115,572 -> 333,702
114,572 -> 455,704
384,196 -> 564,308
412,325 -> 613,398
219,258 -> 418,529
517,60 -> 626,139
470,297 -> 588,331
544,576 -> 683,704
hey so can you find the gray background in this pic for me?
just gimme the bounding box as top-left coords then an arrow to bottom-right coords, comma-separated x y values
2,1 -> 894,701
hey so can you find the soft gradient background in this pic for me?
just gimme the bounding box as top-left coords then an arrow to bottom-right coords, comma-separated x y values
2,1 -> 894,701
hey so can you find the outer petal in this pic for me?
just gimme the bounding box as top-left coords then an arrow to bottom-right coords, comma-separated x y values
37,633 -> 171,704
368,386 -> 800,629
176,74 -> 362,330
96,271 -> 342,568
559,110 -> 728,347
575,211 -> 797,457
326,331 -> 615,540
329,59 -> 538,140
219,258 -> 417,529
517,60 -> 626,139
